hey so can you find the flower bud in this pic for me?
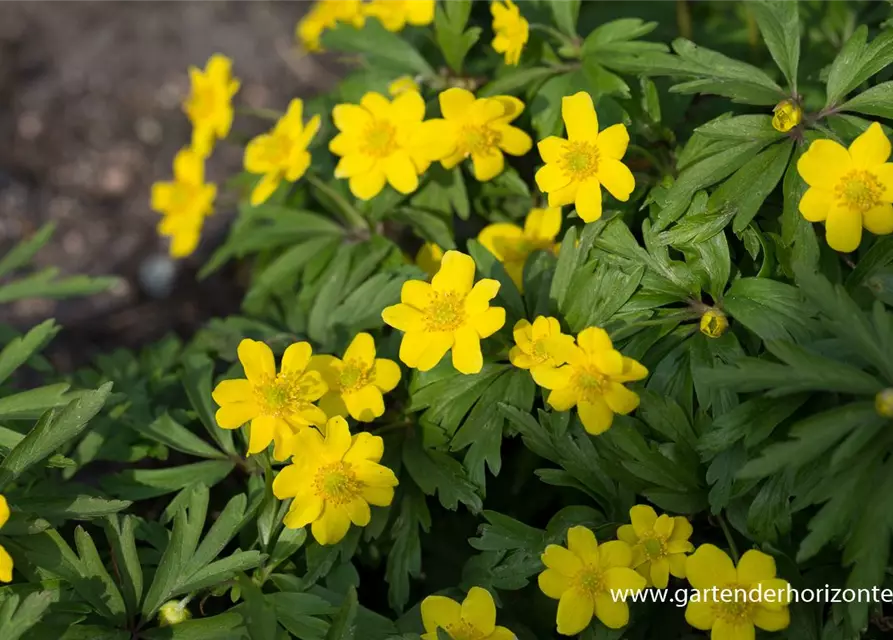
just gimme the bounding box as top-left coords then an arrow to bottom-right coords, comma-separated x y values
158,600 -> 192,626
388,75 -> 419,97
876,388 -> 893,418
772,100 -> 802,133
700,309 -> 729,339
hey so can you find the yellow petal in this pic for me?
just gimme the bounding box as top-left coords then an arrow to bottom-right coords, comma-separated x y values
238,339 -> 276,383
323,415 -> 352,459
460,587 -> 496,636
439,87 -> 476,120
362,484 -> 395,506
248,415 -> 277,454
344,385 -> 385,421
864,203 -> 893,235
349,168 -> 387,200
849,121 -> 891,167
391,90 -> 425,123
421,595 -> 461,633
345,432 -> 385,464
216,403 -> 260,429
685,600 -> 717,631
535,365 -> 573,390
669,552 -> 688,577
382,303 -> 424,332
562,92 -> 598,142
598,540 -> 633,569
686,543 -> 737,590
360,92 -> 391,118
373,358 -> 401,392
524,207 -> 562,241
271,419 -> 297,461
617,524 -> 638,545
556,587 -> 594,636
546,386 -> 578,412
353,460 -> 399,487
875,163 -> 893,199
471,307 -> 506,339
332,104 -> 373,134
598,158 -> 635,202
273,463 -> 306,499
0,496 -> 9,529
212,379 -> 253,405
493,95 -> 525,123
671,516 -> 694,542
334,153 -> 376,178
578,398 -> 614,435
344,498 -> 371,526
283,494 -> 324,529
593,349 -> 623,376
538,136 -> 567,163
753,606 -> 790,631
713,618 -> 757,640
597,123 -> 630,160
650,557 -> 670,588
471,150 -> 505,181
311,504 -> 352,545
173,147 -> 205,184
0,544 -> 13,582
535,163 -> 571,192
799,187 -> 831,222
604,382 -> 640,415
343,332 -> 376,365
385,150 -> 420,194
329,132 -> 358,156
542,544 -> 583,576
319,392 -> 348,419
630,505 -> 658,536
593,592 -> 629,629
567,526 -> 600,564
798,140 -> 850,186
574,178 -> 603,223
736,550 -> 777,584
578,327 -> 613,354
617,356 -> 649,383
496,125 -> 532,156
281,342 -> 313,374
548,181 -> 578,207
478,223 -> 523,261
402,280 -> 434,307
452,326 -> 483,374
825,205 -> 863,252
432,250 -> 476,294
250,172 -> 281,207
538,568 -> 572,599
399,331 -> 453,371
465,279 -> 501,314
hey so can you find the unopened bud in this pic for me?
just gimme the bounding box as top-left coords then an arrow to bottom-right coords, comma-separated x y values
772,100 -> 802,133
700,309 -> 729,339
876,388 -> 893,418
159,599 -> 192,626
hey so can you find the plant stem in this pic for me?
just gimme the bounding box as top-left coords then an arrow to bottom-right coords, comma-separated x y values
306,173 -> 369,232
718,513 -> 740,563
529,23 -> 579,54
235,106 -> 282,121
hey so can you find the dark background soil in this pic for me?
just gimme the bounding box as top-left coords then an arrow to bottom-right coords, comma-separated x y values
0,1 -> 339,368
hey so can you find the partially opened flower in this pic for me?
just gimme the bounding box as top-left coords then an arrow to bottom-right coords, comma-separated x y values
310,332 -> 401,422
538,525 -> 645,635
491,0 -> 529,66
273,416 -> 397,545
479,207 -> 561,289
388,75 -> 419,96
535,92 -> 635,222
212,339 -> 327,460
428,88 -> 532,182
151,147 -> 216,258
685,545 -> 791,638
421,587 -> 515,640
183,54 -> 240,157
365,0 -> 435,32
509,316 -> 575,384
415,242 -> 444,278
382,251 -> 506,375
244,98 -> 320,206
535,327 -> 648,435
297,0 -> 365,52
0,495 -> 12,582
617,505 -> 694,588
330,91 -> 451,200
797,122 -> 893,252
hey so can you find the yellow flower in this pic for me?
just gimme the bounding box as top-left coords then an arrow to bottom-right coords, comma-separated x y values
330,91 -> 451,200
297,0 -> 365,52
538,526 -> 645,635
535,327 -> 648,435
381,250 -> 506,375
0,495 -> 12,582
309,332 -> 401,422
616,505 -> 694,589
211,339 -> 328,461
150,147 -> 216,258
797,122 -> 893,253
273,415 -> 397,545
158,600 -> 192,626
183,54 -> 240,158
876,388 -> 893,418
491,0 -> 529,66
388,75 -> 419,96
421,587 -> 515,640
700,308 -> 729,339
509,317 -> 575,384
685,544 -> 791,638
415,242 -> 444,278
427,88 -> 532,182
479,207 -> 561,289
365,0 -> 435,32
535,92 -> 636,223
244,99 -> 320,206
771,99 -> 802,133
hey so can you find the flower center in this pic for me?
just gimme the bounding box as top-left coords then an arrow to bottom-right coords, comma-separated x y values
189,85 -> 218,120
560,141 -> 599,180
530,338 -> 550,364
339,359 -> 372,393
313,461 -> 362,505
460,124 -> 502,156
572,366 -> 608,403
714,584 -> 755,623
254,373 -> 315,417
642,536 -> 667,560
836,170 -> 883,213
442,620 -> 485,640
362,120 -> 398,157
423,291 -> 466,332
575,564 -> 605,598
168,183 -> 203,215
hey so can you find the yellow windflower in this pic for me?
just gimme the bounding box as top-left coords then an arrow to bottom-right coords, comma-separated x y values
365,0 -> 435,32
509,316 -> 575,384
771,99 -> 802,133
0,495 -> 12,582
273,416 -> 397,545
421,587 -> 515,640
211,339 -> 328,461
183,54 -> 240,158
700,308 -> 729,339
381,250 -> 506,375
309,332 -> 401,422
388,75 -> 419,96
535,92 -> 636,223
150,147 -> 216,258
535,327 -> 648,435
415,242 -> 444,278
797,122 -> 893,253
491,0 -> 529,66
244,98 -> 320,206
330,91 -> 451,200
685,544 -> 791,638
616,505 -> 694,589
427,88 -> 532,182
297,0 -> 365,52
538,526 -> 645,635
478,207 -> 561,289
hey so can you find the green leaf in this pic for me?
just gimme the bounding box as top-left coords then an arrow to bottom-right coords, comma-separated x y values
182,354 -> 235,455
694,114 -> 783,142
0,270 -> 119,305
717,140 -> 791,233
826,26 -> 893,107
140,612 -> 244,639
385,484 -> 430,612
101,461 -> 234,501
325,586 -> 358,640
74,527 -> 126,622
0,590 -> 57,640
390,209 -> 455,250
478,67 -> 559,97
751,0 -> 800,90
550,0 -> 580,37
238,575 -> 277,640
839,80 -> 893,120
25,494 -> 131,521
467,239 -> 525,325
582,18 -> 659,55
723,278 -> 814,343
698,396 -> 806,458
321,21 -> 433,76
308,246 -> 352,345
0,320 -> 59,386
0,383 -> 111,490
469,511 -> 545,552
103,515 -> 143,618
140,413 -> 225,460
530,71 -> 585,139
0,224 -> 56,278
402,437 -> 483,513
0,383 -> 76,421
434,2 -> 479,73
